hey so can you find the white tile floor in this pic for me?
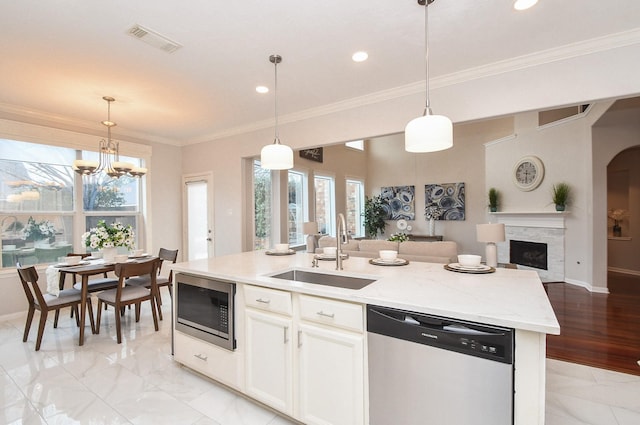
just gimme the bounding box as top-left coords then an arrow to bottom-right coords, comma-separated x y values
1,291 -> 639,424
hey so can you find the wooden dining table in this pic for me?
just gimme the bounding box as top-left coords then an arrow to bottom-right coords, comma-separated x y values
57,257 -> 155,346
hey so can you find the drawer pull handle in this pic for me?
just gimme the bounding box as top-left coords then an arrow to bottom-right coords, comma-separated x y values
256,298 -> 271,304
298,330 -> 302,348
194,353 -> 208,361
317,310 -> 335,318
284,326 -> 289,343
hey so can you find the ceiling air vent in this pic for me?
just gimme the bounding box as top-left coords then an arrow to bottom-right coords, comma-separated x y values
126,24 -> 182,54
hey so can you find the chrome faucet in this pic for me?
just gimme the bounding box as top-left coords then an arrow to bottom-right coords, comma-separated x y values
336,213 -> 348,270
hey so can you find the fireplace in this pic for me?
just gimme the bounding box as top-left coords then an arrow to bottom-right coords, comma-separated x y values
510,240 -> 548,270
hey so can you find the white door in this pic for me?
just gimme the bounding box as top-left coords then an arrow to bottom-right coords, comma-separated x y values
183,173 -> 214,261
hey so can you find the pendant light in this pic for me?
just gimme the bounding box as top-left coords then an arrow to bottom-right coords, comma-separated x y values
72,96 -> 147,178
260,54 -> 294,170
405,0 -> 453,153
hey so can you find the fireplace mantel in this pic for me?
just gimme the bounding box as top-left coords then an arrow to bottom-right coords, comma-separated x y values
490,211 -> 567,229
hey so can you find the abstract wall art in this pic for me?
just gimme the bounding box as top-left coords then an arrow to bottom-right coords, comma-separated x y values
425,182 -> 465,221
381,185 -> 415,220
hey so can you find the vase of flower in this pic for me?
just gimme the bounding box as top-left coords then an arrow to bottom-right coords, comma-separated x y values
425,204 -> 442,237
613,221 -> 622,237
101,247 -> 118,262
82,220 -> 135,260
23,216 -> 56,246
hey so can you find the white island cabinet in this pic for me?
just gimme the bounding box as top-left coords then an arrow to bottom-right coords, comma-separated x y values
244,285 -> 365,424
171,250 -> 560,425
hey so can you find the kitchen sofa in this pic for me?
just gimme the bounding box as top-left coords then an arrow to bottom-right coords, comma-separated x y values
316,236 -> 458,264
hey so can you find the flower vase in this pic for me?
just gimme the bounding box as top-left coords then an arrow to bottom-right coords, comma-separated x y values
613,223 -> 622,237
428,218 -> 435,236
101,247 -> 117,263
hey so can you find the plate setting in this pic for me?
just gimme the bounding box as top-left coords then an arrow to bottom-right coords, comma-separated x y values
444,263 -> 495,274
265,249 -> 296,256
315,253 -> 349,261
369,258 -> 409,266
54,261 -> 90,268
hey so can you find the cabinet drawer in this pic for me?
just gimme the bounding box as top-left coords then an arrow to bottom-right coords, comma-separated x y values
244,285 -> 292,316
299,295 -> 363,333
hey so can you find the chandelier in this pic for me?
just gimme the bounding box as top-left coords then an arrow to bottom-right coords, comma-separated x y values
72,96 -> 147,178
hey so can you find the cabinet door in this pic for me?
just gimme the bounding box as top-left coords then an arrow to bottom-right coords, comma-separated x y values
297,323 -> 364,425
245,309 -> 293,415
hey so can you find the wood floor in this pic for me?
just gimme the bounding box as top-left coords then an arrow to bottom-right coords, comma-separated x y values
544,272 -> 640,376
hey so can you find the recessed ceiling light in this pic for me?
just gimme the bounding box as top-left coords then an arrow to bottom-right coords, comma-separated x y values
352,51 -> 368,62
514,0 -> 538,11
256,86 -> 269,94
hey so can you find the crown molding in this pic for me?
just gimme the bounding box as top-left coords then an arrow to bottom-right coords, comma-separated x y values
2,28 -> 638,147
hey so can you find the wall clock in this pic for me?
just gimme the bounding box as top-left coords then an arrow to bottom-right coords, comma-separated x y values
513,155 -> 544,191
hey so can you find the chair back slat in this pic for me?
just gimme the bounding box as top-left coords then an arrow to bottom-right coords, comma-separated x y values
17,266 -> 46,308
115,258 -> 159,295
156,248 -> 179,280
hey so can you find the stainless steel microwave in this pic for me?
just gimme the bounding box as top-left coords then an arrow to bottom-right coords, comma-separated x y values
175,273 -> 236,351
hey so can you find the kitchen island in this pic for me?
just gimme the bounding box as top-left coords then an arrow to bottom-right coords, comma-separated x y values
171,250 -> 560,425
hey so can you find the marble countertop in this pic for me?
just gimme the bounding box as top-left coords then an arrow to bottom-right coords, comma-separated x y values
171,250 -> 560,335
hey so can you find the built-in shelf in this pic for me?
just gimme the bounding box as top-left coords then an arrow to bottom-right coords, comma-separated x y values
608,236 -> 632,241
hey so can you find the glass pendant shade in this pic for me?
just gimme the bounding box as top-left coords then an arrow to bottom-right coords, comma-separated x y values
261,140 -> 293,170
405,113 -> 453,152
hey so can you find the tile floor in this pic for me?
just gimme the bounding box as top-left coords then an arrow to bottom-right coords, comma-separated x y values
1,291 -> 639,425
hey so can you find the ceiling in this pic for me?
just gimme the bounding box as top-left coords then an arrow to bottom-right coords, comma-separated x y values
1,0 -> 639,146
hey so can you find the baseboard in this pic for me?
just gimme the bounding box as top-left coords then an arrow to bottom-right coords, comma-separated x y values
563,277 -> 610,294
608,267 -> 640,277
0,311 -> 25,322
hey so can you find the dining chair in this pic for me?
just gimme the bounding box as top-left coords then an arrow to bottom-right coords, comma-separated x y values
17,265 -> 95,351
95,258 -> 160,344
125,248 -> 178,320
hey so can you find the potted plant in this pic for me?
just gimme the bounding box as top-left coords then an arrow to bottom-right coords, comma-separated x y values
363,195 -> 386,239
488,188 -> 499,212
552,183 -> 570,211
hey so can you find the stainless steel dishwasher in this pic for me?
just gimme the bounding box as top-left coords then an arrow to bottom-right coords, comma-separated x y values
367,305 -> 514,425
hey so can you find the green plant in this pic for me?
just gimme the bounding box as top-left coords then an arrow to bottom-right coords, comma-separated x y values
488,188 -> 499,211
363,195 -> 387,238
388,232 -> 409,242
552,183 -> 570,206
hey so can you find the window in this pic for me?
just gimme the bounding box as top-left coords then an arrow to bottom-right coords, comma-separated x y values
346,179 -> 365,237
288,170 -> 307,245
253,160 -> 272,250
1,138 -> 145,268
314,175 -> 335,236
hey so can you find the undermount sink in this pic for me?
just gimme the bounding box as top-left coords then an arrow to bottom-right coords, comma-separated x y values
269,269 -> 376,290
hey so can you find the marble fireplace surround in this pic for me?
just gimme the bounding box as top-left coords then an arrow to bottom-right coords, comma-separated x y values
492,212 -> 566,282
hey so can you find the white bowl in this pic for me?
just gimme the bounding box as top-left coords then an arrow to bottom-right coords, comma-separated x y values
458,254 -> 482,267
379,250 -> 398,261
66,255 -> 83,265
323,246 -> 337,256
91,251 -> 102,259
114,254 -> 129,263
132,249 -> 145,257
274,243 -> 289,253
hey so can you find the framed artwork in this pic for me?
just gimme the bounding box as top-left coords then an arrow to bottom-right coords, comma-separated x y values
299,148 -> 323,163
425,182 -> 465,220
380,185 -> 415,220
